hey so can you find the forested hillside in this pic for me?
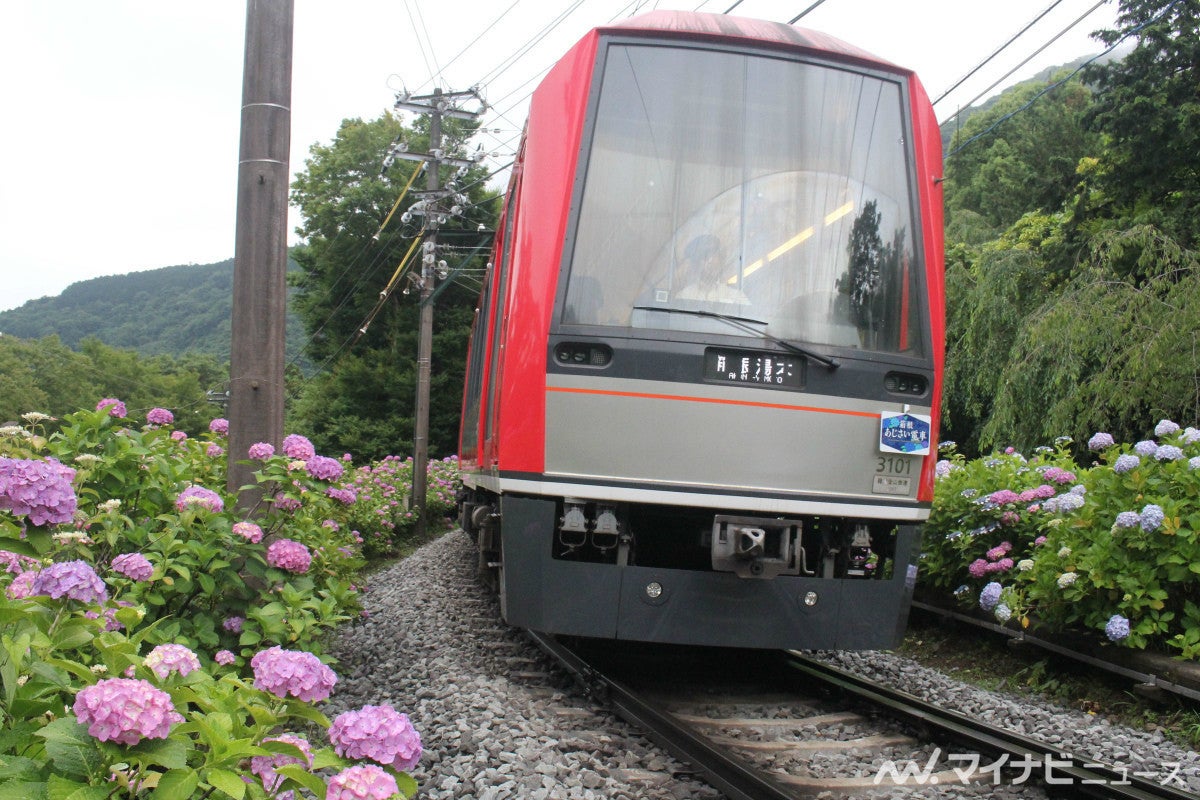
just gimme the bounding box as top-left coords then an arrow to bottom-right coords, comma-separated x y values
0,259 -> 307,365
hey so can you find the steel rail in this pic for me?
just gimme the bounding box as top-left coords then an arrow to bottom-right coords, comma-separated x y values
526,631 -> 799,800
784,652 -> 1197,800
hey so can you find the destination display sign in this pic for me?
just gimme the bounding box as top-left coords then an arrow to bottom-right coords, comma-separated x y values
704,349 -> 803,388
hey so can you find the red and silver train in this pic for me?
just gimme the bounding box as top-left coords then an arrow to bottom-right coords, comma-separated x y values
457,11 -> 944,650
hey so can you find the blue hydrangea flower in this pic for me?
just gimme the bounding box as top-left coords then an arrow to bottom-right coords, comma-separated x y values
979,582 -> 1002,612
1113,511 -> 1140,529
1105,614 -> 1130,642
1155,445 -> 1184,461
1134,440 -> 1158,457
1190,456 -> 1200,471
1154,419 -> 1180,437
1087,432 -> 1115,450
1113,454 -> 1140,474
1139,504 -> 1165,532
953,584 -> 970,598
994,603 -> 1012,623
1044,493 -> 1085,513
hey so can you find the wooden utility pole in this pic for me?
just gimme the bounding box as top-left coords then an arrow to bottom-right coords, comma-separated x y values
228,0 -> 293,504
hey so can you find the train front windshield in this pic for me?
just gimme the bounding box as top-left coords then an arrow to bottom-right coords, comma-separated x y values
562,41 -> 925,357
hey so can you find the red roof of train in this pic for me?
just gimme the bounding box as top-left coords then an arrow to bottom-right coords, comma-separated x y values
600,10 -> 907,74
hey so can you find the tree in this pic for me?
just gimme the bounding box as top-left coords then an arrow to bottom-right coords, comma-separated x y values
287,113 -> 498,460
1082,0 -> 1200,246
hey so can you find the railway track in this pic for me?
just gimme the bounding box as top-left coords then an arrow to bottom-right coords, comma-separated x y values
528,632 -> 1197,799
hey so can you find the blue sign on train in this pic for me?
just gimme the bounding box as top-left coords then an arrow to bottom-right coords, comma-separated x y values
879,412 -> 931,455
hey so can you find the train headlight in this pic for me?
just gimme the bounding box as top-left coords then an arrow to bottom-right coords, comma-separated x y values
645,581 -> 663,600
803,591 -> 819,607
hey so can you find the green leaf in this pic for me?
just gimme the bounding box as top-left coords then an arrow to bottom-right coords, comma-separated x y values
128,736 -> 190,770
0,781 -> 48,800
275,765 -> 326,797
0,537 -> 39,558
283,700 -> 330,728
396,771 -> 419,799
46,774 -> 108,800
151,769 -> 199,800
34,720 -> 106,781
205,768 -> 246,800
0,755 -> 42,781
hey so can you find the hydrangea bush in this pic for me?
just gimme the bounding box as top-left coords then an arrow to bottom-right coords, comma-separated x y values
339,455 -> 462,559
923,421 -> 1200,659
0,403 -> 424,798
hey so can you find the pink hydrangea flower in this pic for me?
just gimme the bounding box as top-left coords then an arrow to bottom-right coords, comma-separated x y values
31,560 -> 108,603
111,552 -> 153,582
170,430 -> 188,442
267,539 -> 312,574
96,398 -> 127,418
251,733 -> 314,793
74,678 -> 183,745
144,643 -> 202,680
7,571 -> 37,599
305,455 -> 344,482
329,704 -> 422,771
209,418 -> 229,435
327,487 -> 357,505
146,408 -> 174,426
175,485 -> 224,513
233,521 -> 264,543
249,442 -> 275,460
250,646 -> 337,702
214,649 -> 236,666
282,434 -> 316,460
206,444 -> 224,458
273,493 -> 302,512
326,765 -> 400,800
0,457 -> 78,525
0,549 -> 41,575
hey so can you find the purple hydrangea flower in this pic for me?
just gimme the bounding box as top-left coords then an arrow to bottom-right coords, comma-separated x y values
1087,432 -> 1114,451
1190,457 -> 1200,471
935,460 -> 953,478
214,649 -> 236,666
144,643 -> 202,680
1154,419 -> 1180,437
206,444 -> 224,458
282,434 -> 316,460
175,485 -> 224,513
1134,440 -> 1158,457
209,418 -> 229,435
96,398 -> 127,418
305,455 -> 344,482
329,704 -> 422,771
146,407 -> 174,426
31,560 -> 107,603
327,487 -> 358,505
326,765 -> 400,800
1113,511 -> 1141,529
1044,492 -> 1085,513
223,616 -> 244,633
250,646 -> 337,702
251,733 -> 314,793
979,582 -> 1002,611
170,430 -> 187,442
233,521 -> 264,543
248,442 -> 275,460
7,571 -> 37,599
1105,614 -> 1131,642
73,678 -> 183,745
0,457 -> 79,526
1139,504 -> 1165,532
0,549 -> 41,575
273,493 -> 302,512
1112,454 -> 1140,474
267,539 -> 312,574
111,552 -> 153,582
1155,445 -> 1184,461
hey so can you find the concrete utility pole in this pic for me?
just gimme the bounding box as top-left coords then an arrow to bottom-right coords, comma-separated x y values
228,0 -> 294,505
389,87 -> 485,537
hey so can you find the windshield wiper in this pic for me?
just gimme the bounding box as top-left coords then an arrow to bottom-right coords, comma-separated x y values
632,305 -> 840,370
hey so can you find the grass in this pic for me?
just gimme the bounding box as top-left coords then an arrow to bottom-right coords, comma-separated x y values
897,609 -> 1200,751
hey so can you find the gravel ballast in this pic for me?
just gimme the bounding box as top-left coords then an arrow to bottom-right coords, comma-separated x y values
327,530 -> 1200,798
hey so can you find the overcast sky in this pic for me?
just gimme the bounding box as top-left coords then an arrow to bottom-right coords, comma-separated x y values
0,0 -> 1120,312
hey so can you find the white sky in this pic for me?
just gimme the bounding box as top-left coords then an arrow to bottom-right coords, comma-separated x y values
0,0 -> 1120,312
